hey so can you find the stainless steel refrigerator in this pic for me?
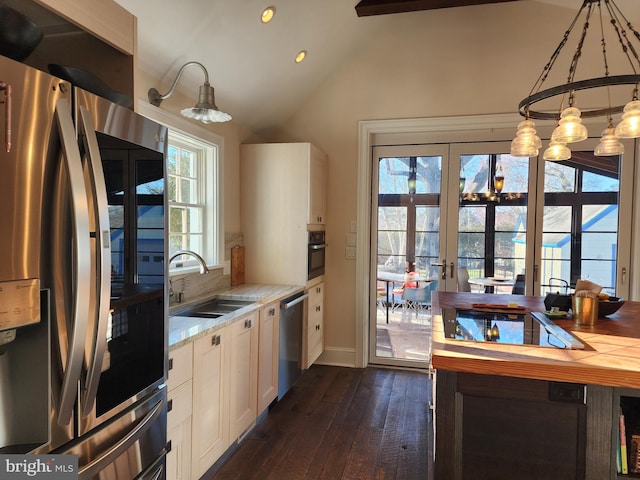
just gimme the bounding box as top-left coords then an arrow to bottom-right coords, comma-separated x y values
0,54 -> 169,479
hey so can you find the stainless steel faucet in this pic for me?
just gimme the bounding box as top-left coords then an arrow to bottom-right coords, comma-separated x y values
168,250 -> 210,274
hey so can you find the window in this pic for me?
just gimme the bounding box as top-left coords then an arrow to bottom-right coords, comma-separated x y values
167,130 -> 220,268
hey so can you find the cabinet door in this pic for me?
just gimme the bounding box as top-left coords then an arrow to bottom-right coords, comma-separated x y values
167,343 -> 193,391
167,380 -> 192,480
308,146 -> 326,225
192,328 -> 229,478
229,313 -> 259,440
258,303 -> 280,413
306,283 -> 324,367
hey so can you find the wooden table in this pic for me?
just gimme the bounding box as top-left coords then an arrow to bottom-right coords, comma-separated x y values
468,276 -> 514,293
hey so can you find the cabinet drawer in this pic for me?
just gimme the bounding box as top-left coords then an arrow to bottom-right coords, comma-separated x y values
168,342 -> 193,391
167,379 -> 193,429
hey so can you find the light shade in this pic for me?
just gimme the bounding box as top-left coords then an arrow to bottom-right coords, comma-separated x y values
148,61 -> 231,124
551,107 -> 588,144
543,141 -> 571,161
594,127 -> 624,156
181,83 -> 231,123
510,119 -> 541,157
614,100 -> 640,138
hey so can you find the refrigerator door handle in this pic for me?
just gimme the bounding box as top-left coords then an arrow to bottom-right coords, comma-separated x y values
78,398 -> 163,480
52,99 -> 92,426
77,106 -> 112,418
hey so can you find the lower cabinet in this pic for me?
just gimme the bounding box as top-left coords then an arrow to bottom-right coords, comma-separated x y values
305,282 -> 324,368
167,303 -> 282,480
434,370 -> 617,480
192,327 -> 230,479
167,343 -> 193,480
257,302 -> 279,413
229,311 -> 259,440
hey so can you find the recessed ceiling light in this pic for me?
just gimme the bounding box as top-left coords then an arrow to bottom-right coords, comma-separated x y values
295,50 -> 307,64
261,6 -> 275,23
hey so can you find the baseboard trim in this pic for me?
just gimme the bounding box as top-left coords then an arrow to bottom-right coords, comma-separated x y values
315,346 -> 357,367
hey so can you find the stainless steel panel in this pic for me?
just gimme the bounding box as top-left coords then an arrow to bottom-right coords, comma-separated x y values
0,55 -> 69,325
56,388 -> 167,480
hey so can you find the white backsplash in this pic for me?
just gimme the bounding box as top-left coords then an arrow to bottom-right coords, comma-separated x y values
169,233 -> 243,306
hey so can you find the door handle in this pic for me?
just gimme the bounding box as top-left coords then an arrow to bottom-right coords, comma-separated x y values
431,260 -> 446,280
450,262 -> 455,279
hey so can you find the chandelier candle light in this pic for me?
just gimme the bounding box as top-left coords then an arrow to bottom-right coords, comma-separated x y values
511,0 -> 640,161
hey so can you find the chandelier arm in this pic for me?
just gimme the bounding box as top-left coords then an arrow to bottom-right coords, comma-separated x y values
518,74 -> 640,119
526,2 -> 589,98
606,1 -> 640,75
155,61 -> 210,102
567,2 -> 595,88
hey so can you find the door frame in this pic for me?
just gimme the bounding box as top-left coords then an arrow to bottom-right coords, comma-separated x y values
355,113 -> 638,368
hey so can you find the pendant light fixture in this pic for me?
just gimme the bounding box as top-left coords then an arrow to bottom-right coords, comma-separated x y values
511,0 -> 640,160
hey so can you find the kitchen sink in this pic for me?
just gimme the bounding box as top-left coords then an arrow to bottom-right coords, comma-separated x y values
180,298 -> 254,318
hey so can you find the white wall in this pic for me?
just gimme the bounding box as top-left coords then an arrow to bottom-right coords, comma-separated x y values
267,2 -> 636,365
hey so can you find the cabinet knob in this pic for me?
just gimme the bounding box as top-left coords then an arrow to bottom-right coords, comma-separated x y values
316,324 -> 321,331
211,334 -> 221,346
316,305 -> 321,312
167,399 -> 173,412
168,357 -> 173,370
245,318 -> 252,329
269,308 -> 276,316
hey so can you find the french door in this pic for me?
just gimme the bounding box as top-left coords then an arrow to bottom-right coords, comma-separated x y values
369,138 -> 634,367
370,144 -> 451,368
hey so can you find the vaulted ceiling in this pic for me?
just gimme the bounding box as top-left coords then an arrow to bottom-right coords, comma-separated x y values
113,0 -> 639,136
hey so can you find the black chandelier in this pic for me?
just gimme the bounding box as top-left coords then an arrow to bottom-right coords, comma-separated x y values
511,0 -> 640,161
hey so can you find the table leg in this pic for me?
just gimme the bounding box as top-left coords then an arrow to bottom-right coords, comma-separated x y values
386,281 -> 390,323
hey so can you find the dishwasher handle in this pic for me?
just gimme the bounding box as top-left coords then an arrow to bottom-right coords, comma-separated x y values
281,293 -> 309,309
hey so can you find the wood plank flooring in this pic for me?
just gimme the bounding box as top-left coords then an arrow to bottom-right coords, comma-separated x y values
210,364 -> 433,480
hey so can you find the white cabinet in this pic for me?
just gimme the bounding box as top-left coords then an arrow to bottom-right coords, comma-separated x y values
240,142 -> 327,285
229,312 -> 259,440
257,302 -> 280,414
166,343 -> 193,480
191,328 -> 229,478
306,283 -> 324,368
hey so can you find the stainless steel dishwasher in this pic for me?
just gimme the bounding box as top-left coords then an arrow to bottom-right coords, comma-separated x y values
279,291 -> 308,399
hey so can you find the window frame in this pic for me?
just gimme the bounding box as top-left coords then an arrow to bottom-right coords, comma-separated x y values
137,102 -> 225,272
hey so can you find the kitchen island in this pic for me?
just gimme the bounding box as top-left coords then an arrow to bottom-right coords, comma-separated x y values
431,291 -> 640,480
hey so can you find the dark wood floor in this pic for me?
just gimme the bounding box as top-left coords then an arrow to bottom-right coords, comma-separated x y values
210,364 -> 433,480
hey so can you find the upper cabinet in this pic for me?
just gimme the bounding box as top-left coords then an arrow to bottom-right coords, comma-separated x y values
240,142 -> 327,285
2,0 -> 135,103
308,147 -> 326,225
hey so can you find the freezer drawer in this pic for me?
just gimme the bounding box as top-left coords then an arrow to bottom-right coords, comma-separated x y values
55,388 -> 167,480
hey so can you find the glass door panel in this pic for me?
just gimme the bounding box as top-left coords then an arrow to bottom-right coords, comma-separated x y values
370,144 -> 449,368
537,140 -> 630,297
448,142 -> 537,294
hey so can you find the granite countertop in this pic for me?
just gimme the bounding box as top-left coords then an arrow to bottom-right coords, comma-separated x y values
168,283 -> 304,349
432,291 -> 640,389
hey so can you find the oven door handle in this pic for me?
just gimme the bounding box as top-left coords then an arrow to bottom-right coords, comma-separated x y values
310,243 -> 327,250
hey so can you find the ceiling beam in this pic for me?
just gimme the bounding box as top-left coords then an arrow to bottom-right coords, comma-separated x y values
355,0 -> 520,17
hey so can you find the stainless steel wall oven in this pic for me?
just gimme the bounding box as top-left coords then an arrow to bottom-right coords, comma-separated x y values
307,230 -> 326,280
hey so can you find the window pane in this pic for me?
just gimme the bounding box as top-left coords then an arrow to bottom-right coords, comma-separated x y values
500,155 -> 528,193
460,154 -> 489,194
167,146 -> 177,174
543,206 -> 572,233
180,150 -> 197,177
379,157 -> 410,194
544,162 -> 575,192
583,171 -> 618,192
179,178 -> 198,204
416,156 -> 441,194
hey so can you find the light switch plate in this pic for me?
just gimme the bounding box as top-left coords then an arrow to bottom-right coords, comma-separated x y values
345,233 -> 357,246
345,246 -> 356,259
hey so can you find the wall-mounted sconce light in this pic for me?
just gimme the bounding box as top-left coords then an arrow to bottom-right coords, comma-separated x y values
148,61 -> 231,124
